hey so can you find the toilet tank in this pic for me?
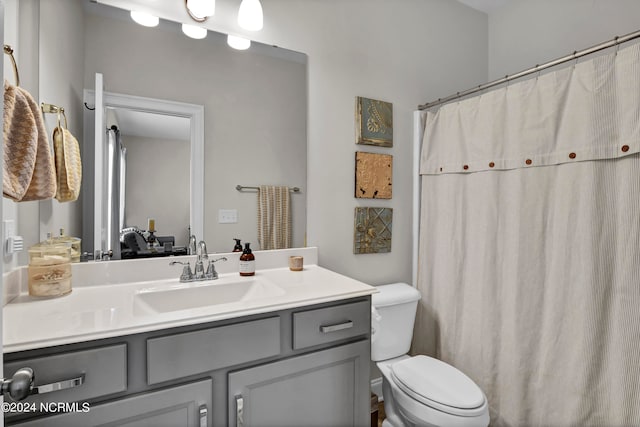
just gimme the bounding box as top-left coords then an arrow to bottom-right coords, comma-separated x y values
371,283 -> 422,362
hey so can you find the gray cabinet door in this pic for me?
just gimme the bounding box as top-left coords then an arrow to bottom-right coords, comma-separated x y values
12,379 -> 212,427
228,340 -> 370,427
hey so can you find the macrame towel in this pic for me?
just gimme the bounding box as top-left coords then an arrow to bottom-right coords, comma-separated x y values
3,80 -> 56,201
257,185 -> 292,250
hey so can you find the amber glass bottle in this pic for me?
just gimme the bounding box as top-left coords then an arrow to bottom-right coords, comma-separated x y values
239,242 -> 255,276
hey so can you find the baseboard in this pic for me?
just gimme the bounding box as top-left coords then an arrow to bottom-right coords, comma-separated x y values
371,377 -> 384,401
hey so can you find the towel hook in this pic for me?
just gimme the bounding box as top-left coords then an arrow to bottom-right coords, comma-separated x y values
41,103 -> 68,129
3,45 -> 20,87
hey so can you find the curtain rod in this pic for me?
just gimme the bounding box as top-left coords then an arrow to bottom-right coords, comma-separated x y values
418,28 -> 640,110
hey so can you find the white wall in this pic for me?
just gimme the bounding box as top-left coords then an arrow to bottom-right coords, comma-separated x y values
261,0 -> 488,285
38,0 -> 84,242
489,0 -> 640,80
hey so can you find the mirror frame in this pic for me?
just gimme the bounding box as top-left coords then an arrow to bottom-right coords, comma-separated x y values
83,87 -> 204,257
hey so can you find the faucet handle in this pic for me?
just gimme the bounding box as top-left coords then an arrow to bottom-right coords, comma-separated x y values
205,257 -> 228,280
170,261 -> 193,282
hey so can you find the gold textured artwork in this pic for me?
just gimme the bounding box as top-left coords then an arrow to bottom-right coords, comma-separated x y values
354,207 -> 392,254
356,96 -> 393,147
355,152 -> 392,199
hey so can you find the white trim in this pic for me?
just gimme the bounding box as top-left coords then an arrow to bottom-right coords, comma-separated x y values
94,73 -> 104,256
371,377 -> 384,401
412,111 -> 426,287
84,87 -> 205,255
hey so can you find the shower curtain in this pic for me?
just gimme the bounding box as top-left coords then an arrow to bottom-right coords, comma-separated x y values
413,43 -> 640,426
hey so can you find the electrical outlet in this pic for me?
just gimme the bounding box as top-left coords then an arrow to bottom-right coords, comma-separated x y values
218,209 -> 238,224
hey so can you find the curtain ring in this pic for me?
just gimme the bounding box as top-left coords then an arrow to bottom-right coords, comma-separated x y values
614,36 -> 620,56
535,65 -> 541,81
573,51 -> 579,68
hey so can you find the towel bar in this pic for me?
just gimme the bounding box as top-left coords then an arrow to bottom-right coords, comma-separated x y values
236,185 -> 300,193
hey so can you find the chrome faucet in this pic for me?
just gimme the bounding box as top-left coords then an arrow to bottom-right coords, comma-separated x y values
188,235 -> 197,255
170,240 -> 227,282
195,241 -> 209,280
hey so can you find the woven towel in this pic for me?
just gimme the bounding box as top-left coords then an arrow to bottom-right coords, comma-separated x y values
53,126 -> 82,202
3,81 -> 36,201
3,80 -> 56,201
257,185 -> 292,250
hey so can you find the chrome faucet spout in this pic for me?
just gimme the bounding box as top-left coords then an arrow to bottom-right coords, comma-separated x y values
194,241 -> 208,280
188,235 -> 197,255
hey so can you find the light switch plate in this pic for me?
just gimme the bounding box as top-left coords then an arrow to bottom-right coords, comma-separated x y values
218,209 -> 238,224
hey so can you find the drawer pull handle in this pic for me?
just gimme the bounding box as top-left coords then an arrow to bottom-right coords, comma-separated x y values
320,321 -> 353,333
199,404 -> 208,427
32,374 -> 85,395
236,395 -> 244,427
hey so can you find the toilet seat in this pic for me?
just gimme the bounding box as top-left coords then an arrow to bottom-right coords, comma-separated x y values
389,355 -> 487,417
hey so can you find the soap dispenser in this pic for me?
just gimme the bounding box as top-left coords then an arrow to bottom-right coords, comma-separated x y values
239,243 -> 255,276
232,239 -> 243,252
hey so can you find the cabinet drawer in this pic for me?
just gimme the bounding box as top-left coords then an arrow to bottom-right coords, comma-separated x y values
147,317 -> 280,385
293,300 -> 370,349
4,344 -> 126,406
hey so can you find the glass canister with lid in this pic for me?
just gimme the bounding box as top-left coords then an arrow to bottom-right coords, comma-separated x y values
53,228 -> 81,263
28,234 -> 72,297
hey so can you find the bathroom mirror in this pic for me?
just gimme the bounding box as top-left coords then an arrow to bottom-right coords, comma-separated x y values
33,0 -> 307,258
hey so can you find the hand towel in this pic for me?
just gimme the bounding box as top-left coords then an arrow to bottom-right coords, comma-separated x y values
53,125 -> 82,202
3,80 -> 56,201
19,85 -> 56,201
257,185 -> 292,250
3,81 -> 36,201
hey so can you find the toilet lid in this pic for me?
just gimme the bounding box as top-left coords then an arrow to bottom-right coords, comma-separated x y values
389,355 -> 485,415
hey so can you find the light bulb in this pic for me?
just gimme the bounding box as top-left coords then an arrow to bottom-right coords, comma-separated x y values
186,0 -> 215,19
130,10 -> 159,27
238,0 -> 263,31
182,23 -> 208,39
227,35 -> 251,50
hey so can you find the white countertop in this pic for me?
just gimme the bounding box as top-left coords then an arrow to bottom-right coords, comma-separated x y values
3,248 -> 377,353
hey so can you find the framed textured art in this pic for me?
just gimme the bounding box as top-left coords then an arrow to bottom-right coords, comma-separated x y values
356,96 -> 393,147
355,151 -> 392,199
353,207 -> 393,254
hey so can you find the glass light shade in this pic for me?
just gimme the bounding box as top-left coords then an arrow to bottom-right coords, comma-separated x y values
238,0 -> 263,31
182,23 -> 208,39
186,0 -> 215,19
227,35 -> 251,50
130,10 -> 159,27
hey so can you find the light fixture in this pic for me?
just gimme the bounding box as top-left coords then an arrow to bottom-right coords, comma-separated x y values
130,10 -> 159,27
185,0 -> 215,22
238,0 -> 263,31
182,23 -> 208,39
227,35 -> 251,50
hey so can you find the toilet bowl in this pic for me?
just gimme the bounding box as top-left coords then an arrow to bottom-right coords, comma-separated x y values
372,283 -> 489,427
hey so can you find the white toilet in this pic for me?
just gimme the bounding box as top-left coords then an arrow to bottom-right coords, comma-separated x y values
372,283 -> 490,427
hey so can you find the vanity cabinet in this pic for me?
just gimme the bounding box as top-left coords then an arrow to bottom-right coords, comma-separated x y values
4,296 -> 371,427
12,380 -> 212,427
229,341 -> 369,427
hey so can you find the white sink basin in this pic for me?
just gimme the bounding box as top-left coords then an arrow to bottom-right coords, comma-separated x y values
134,276 -> 286,314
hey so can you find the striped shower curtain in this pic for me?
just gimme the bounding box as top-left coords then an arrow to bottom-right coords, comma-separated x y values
413,42 -> 640,425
